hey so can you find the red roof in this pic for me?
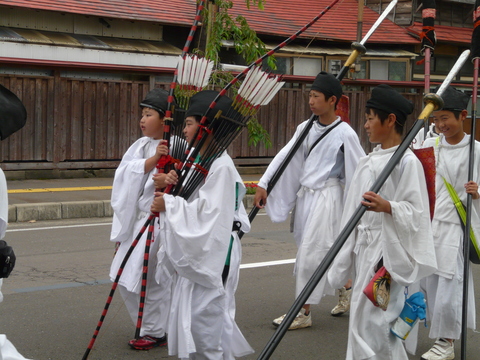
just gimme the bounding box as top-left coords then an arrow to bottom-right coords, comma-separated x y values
407,22 -> 472,45
229,0 -> 417,44
0,0 -> 417,44
0,0 -> 196,26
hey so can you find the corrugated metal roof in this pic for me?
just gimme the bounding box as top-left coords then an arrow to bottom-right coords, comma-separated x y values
0,26 -> 181,54
0,0 -> 418,44
407,22 -> 472,45
0,0 -> 196,26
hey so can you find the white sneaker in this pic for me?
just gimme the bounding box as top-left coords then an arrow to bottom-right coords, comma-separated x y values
421,338 -> 455,360
331,287 -> 352,316
272,308 -> 312,330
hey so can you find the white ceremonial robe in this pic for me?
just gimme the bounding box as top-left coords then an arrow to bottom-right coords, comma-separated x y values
159,151 -> 254,360
109,136 -> 173,337
258,117 -> 365,303
421,134 -> 479,339
0,170 -> 32,360
328,145 -> 437,360
0,334 -> 31,360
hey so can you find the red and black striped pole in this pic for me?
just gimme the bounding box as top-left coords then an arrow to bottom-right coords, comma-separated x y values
134,220 -> 156,339
460,3 -> 480,359
81,2 -> 206,359
131,0 -> 208,344
170,0 -> 342,196
82,217 -> 152,360
133,0 -> 207,344
157,0 -> 206,176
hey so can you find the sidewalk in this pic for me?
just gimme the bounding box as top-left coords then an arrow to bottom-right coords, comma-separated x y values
6,173 -> 262,223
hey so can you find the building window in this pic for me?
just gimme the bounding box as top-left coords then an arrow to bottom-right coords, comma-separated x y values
388,61 -> 407,81
263,57 -> 291,75
370,60 -> 389,80
328,59 -> 343,76
293,57 -> 322,76
369,60 -> 407,81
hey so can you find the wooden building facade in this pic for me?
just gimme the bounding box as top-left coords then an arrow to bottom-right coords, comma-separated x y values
0,0 -> 477,173
0,70 -> 430,171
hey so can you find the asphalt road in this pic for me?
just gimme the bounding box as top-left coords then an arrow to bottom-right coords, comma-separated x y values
1,215 -> 480,360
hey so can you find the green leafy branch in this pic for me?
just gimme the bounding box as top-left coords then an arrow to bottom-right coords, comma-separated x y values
198,0 -> 276,148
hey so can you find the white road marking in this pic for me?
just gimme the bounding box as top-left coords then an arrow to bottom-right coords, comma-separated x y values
6,222 -> 112,232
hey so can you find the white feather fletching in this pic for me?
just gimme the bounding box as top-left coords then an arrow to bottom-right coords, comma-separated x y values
237,67 -> 284,109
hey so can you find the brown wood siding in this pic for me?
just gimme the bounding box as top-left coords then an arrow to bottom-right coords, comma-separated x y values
1,73 -> 468,171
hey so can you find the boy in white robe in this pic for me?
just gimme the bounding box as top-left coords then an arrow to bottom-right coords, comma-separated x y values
109,88 -> 175,350
420,86 -> 478,360
0,84 -> 31,360
253,71 -> 365,328
151,90 -> 254,359
328,84 -> 437,360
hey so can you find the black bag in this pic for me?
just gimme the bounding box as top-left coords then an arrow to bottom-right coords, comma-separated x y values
0,240 -> 16,278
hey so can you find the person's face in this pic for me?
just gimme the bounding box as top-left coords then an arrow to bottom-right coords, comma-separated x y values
432,110 -> 466,144
183,116 -> 199,143
364,109 -> 390,144
140,107 -> 163,139
308,90 -> 335,117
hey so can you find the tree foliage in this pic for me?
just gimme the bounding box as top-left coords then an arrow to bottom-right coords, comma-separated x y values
197,0 -> 275,148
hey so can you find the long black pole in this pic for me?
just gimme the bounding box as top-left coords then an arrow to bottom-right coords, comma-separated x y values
239,0 -> 401,238
256,104 -> 438,360
460,56 -> 478,360
256,49 -> 470,360
460,4 -> 480,356
238,41 -> 367,239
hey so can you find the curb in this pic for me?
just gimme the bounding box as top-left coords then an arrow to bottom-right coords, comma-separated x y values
8,195 -> 257,223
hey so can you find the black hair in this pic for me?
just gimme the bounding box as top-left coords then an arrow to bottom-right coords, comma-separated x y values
190,115 -> 202,123
366,106 -> 403,135
141,106 -> 165,119
451,110 -> 463,119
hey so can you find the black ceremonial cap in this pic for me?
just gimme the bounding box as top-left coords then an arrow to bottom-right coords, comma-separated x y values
185,90 -> 233,124
311,71 -> 343,100
434,85 -> 470,112
366,84 -> 414,124
140,88 -> 170,115
0,84 -> 27,140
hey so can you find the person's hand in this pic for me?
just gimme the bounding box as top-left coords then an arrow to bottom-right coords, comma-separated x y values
163,169 -> 178,187
361,191 -> 391,214
155,140 -> 169,158
152,173 -> 168,189
465,181 -> 480,200
151,191 -> 166,213
254,186 -> 268,208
